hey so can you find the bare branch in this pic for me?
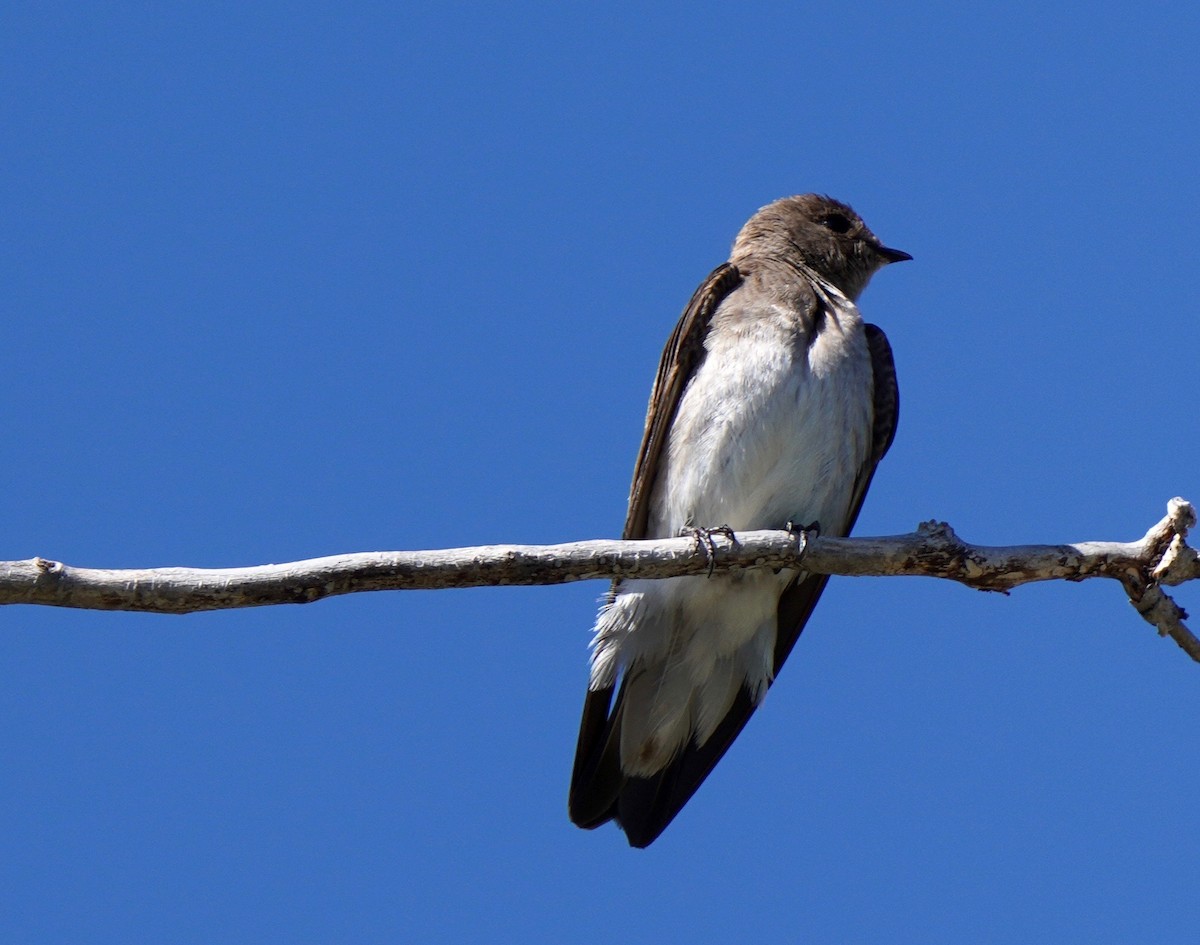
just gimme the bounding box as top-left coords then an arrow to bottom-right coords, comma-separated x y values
3,499 -> 1196,662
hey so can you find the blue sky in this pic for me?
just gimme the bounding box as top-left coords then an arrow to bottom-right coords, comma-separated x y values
3,3 -> 1198,942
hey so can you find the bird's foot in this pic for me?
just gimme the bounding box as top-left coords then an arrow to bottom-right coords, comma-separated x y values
785,520 -> 820,558
680,524 -> 738,577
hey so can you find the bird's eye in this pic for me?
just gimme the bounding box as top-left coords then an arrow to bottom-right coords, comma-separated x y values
821,213 -> 852,234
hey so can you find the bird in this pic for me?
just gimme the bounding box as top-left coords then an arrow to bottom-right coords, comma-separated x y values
568,194 -> 909,847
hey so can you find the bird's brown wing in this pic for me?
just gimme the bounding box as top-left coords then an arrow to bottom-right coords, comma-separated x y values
568,263 -> 744,833
621,263 -> 745,542
611,322 -> 900,847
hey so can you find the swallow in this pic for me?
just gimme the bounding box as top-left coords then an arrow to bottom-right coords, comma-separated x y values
569,194 -> 909,847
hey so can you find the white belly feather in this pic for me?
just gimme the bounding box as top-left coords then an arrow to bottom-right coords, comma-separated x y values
590,294 -> 874,776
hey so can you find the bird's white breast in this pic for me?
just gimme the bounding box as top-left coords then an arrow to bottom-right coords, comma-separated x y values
650,294 -> 873,539
590,291 -> 876,717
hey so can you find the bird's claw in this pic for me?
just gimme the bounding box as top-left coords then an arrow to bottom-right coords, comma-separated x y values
681,525 -> 738,577
785,520 -> 821,557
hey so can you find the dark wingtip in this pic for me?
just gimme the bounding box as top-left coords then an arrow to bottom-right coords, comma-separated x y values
615,776 -> 675,848
614,685 -> 761,848
568,683 -> 625,830
624,829 -> 660,850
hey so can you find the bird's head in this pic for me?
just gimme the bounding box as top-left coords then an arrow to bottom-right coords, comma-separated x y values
731,194 -> 910,300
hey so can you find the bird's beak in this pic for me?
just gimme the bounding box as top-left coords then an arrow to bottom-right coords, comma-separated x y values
877,245 -> 913,264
